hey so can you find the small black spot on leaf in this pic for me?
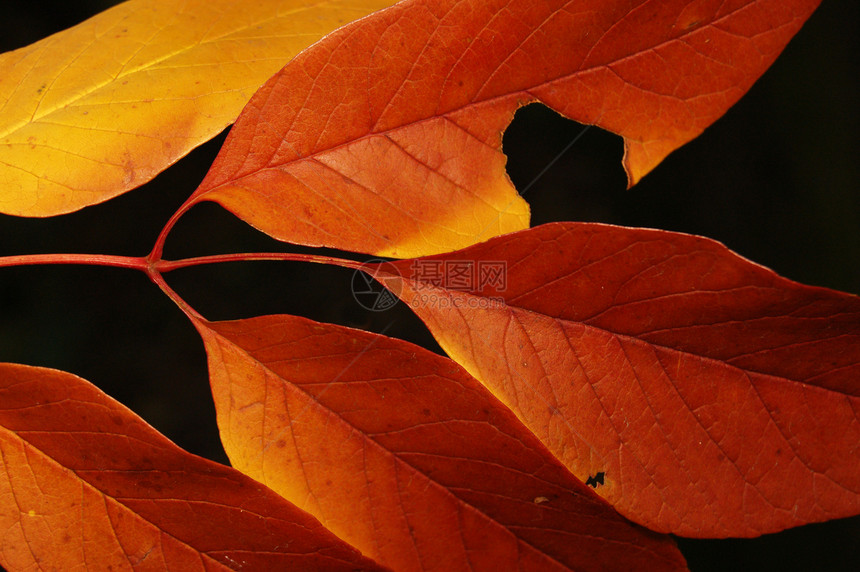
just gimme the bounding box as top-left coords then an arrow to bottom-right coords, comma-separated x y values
585,471 -> 605,488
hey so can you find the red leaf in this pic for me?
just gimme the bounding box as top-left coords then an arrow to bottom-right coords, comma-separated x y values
0,363 -> 385,571
191,0 -> 819,258
369,222 -> 860,537
194,313 -> 688,571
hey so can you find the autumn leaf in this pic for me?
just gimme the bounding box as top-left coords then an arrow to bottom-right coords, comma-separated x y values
0,0 -> 395,217
0,363 -> 386,571
193,313 -> 688,571
365,222 -> 860,538
190,0 -> 819,258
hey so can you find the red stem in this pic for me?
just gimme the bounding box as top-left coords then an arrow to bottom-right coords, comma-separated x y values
1,193 -> 374,321
147,196 -> 197,263
144,266 -> 206,321
153,252 -> 364,273
0,253 -> 147,271
0,248 -> 369,322
0,250 -> 365,274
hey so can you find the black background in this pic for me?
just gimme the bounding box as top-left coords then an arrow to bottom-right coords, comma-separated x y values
1,1 -> 858,570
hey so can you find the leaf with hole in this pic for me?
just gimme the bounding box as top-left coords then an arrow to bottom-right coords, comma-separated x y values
191,0 -> 820,257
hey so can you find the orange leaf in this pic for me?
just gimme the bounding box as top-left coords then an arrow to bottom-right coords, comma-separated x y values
0,0 -> 395,217
369,222 -> 860,537
194,313 -> 688,571
0,363 -> 385,571
192,0 -> 819,258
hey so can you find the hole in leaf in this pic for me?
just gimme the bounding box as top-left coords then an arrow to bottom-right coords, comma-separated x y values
502,103 -> 625,226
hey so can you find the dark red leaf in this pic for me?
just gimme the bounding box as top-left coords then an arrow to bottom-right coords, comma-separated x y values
195,313 -> 688,571
0,363 -> 385,571
368,222 -> 860,537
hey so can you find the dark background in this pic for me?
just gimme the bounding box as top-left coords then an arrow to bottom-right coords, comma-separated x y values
1,1 -> 857,570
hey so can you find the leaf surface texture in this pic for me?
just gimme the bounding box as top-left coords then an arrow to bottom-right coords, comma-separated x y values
195,314 -> 688,571
194,0 -> 820,257
0,0 -> 395,216
0,363 -> 385,571
370,222 -> 860,537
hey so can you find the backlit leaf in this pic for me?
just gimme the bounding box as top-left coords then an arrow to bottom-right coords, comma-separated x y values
194,313 -> 688,571
0,363 -> 385,571
368,222 -> 860,537
192,0 -> 819,258
0,0 -> 395,217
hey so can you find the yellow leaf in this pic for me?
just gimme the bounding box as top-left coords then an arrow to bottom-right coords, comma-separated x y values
0,0 -> 396,217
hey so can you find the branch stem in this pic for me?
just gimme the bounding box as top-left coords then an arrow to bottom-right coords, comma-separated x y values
154,252 -> 364,273
148,197 -> 196,263
0,250 -> 369,319
0,253 -> 147,271
0,251 -> 366,273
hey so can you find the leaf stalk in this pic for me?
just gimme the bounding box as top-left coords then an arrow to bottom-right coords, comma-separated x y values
0,253 -> 147,270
